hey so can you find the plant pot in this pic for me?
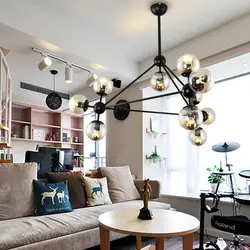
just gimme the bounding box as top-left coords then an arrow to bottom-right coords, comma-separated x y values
210,183 -> 219,193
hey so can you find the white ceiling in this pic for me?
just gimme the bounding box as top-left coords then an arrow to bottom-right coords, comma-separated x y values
0,0 -> 250,84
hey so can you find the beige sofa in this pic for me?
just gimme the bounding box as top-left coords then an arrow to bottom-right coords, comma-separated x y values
0,164 -> 171,250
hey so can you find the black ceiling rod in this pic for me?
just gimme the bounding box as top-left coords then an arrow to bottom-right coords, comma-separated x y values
164,64 -> 185,87
106,107 -> 178,116
106,91 -> 181,109
158,15 -> 162,56
163,65 -> 188,106
105,63 -> 156,106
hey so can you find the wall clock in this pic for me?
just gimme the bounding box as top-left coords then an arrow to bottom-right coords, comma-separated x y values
113,100 -> 130,121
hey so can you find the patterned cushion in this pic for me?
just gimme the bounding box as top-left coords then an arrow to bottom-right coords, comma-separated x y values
33,180 -> 72,215
83,177 -> 112,206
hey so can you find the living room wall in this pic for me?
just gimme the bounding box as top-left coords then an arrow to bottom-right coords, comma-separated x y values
105,84 -> 143,179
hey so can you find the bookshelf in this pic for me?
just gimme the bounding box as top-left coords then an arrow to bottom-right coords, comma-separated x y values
11,102 -> 84,154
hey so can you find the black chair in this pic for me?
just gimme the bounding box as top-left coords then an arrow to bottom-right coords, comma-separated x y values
211,215 -> 250,249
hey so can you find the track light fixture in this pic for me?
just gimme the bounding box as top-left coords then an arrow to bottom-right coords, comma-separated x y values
38,55 -> 52,71
69,2 -> 216,145
65,64 -> 73,83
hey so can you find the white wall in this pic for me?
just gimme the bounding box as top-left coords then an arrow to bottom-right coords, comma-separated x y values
106,84 -> 143,178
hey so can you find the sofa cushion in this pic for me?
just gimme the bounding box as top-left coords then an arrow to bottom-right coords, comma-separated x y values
0,200 -> 171,250
98,165 -> 141,203
33,180 -> 72,215
83,177 -> 112,206
46,172 -> 87,209
0,162 -> 37,220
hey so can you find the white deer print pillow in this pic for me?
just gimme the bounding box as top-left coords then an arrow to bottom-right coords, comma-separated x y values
33,180 -> 72,215
83,177 -> 112,206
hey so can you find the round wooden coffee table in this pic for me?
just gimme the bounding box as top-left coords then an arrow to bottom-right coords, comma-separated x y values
98,208 -> 200,250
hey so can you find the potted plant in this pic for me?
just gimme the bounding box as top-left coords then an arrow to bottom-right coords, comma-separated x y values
146,146 -> 161,163
206,166 -> 225,192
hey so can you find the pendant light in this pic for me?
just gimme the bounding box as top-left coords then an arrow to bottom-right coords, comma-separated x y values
46,70 -> 62,110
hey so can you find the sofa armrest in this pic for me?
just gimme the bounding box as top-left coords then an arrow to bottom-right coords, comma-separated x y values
134,180 -> 161,199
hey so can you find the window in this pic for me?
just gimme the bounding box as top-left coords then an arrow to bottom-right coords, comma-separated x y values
143,58 -> 250,197
84,99 -> 106,172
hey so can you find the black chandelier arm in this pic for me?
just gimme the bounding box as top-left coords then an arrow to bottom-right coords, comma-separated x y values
106,91 -> 181,109
106,107 -> 178,116
105,63 -> 156,106
164,64 -> 185,87
163,65 -> 189,106
158,15 -> 162,56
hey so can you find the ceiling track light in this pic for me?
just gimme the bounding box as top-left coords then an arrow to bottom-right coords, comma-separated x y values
65,64 -> 73,83
38,54 -> 52,71
32,47 -> 97,79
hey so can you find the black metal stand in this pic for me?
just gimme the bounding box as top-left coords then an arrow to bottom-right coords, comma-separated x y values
194,192 -> 234,250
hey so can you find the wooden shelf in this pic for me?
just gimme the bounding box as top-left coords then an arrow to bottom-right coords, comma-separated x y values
62,142 -> 83,146
0,159 -> 12,163
62,127 -> 83,132
32,123 -> 61,129
0,143 -> 11,148
12,137 -> 61,144
0,124 -> 9,131
12,120 -> 31,125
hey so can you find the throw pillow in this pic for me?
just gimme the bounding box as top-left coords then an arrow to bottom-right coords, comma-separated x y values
33,180 -> 72,215
83,177 -> 112,206
0,163 -> 37,220
46,172 -> 87,209
98,165 -> 141,203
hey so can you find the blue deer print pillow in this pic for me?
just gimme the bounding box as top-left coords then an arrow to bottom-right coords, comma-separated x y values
83,177 -> 112,206
33,180 -> 72,215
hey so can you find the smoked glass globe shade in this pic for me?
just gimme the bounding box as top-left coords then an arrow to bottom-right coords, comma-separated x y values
69,94 -> 87,114
177,54 -> 200,77
150,71 -> 170,91
189,127 -> 207,146
179,105 -> 203,130
189,68 -> 214,93
86,120 -> 106,141
93,77 -> 113,95
202,107 -> 216,125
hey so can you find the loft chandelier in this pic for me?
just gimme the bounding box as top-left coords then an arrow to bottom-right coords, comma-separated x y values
69,2 -> 216,146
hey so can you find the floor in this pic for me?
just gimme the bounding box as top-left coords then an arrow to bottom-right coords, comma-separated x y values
87,234 -> 203,250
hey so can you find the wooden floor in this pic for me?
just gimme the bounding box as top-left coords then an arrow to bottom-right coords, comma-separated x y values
87,234 -> 202,250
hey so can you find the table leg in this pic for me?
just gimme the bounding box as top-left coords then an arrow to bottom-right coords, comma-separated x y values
99,225 -> 110,250
183,233 -> 194,250
136,235 -> 142,250
155,237 -> 164,250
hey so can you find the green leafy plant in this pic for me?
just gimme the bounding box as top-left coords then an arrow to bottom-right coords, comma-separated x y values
206,166 -> 225,183
79,155 -> 85,168
146,146 -> 161,163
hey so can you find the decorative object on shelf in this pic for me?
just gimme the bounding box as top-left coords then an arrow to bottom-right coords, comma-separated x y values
63,133 -> 68,142
69,2 -> 216,146
68,136 -> 72,143
23,125 -> 29,139
33,128 -> 46,141
146,118 -> 154,133
146,146 -> 161,163
74,136 -> 79,143
138,179 -> 153,220
46,70 -> 62,110
207,166 -> 225,192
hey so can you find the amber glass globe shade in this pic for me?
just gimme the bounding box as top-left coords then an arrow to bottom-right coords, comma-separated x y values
86,120 -> 106,141
150,71 -> 170,91
179,106 -> 203,130
189,127 -> 207,146
69,94 -> 87,115
177,54 -> 200,77
93,77 -> 113,95
202,107 -> 216,125
189,68 -> 214,93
